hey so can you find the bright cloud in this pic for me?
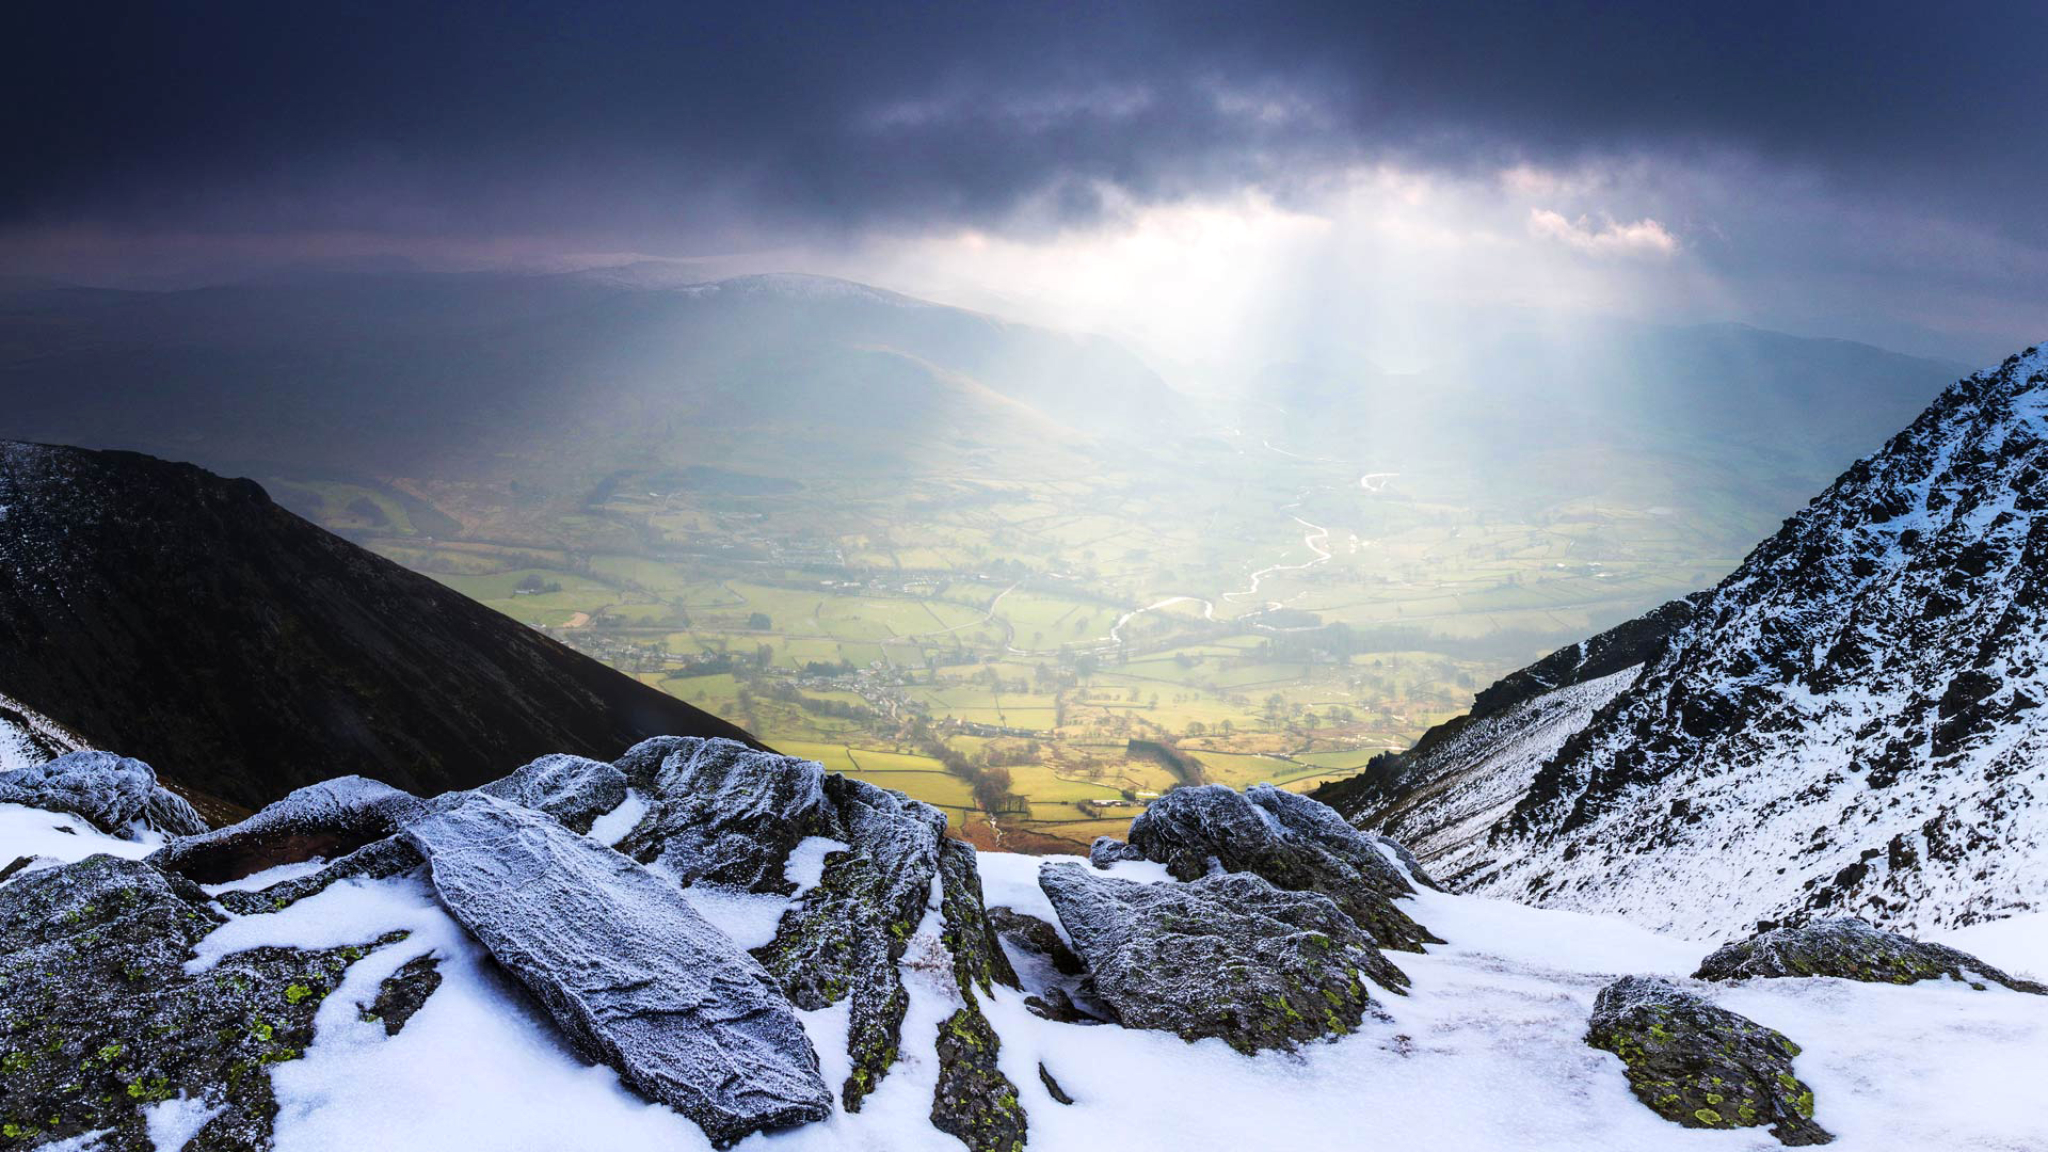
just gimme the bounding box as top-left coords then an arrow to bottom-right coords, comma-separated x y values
1528,210 -> 1680,257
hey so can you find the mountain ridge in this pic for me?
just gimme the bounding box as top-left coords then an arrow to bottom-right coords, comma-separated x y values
1322,344 -> 2048,936
0,441 -> 759,809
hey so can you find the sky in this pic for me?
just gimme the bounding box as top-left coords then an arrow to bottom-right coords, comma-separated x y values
5,1 -> 2044,365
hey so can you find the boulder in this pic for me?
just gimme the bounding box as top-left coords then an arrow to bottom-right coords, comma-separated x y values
1088,836 -> 1146,868
150,775 -> 424,884
1586,975 -> 1832,1146
614,737 -> 836,890
0,750 -> 206,839
1039,861 -> 1404,1055
1694,918 -> 2046,994
1123,784 -> 1441,951
401,792 -> 832,1148
476,752 -> 627,834
0,853 -> 400,1150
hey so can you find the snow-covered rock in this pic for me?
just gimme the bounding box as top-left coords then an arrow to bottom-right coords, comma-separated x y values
1038,862 -> 1404,1054
1587,975 -> 1831,1146
1694,918 -> 2046,993
476,752 -> 626,834
0,750 -> 205,839
1113,783 -> 1439,952
150,775 -> 424,884
402,791 -> 833,1147
614,736 -> 835,891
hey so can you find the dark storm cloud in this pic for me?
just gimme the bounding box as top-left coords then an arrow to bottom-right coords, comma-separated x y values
4,0 -> 2043,244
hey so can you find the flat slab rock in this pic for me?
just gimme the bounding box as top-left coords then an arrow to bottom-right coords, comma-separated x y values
1039,861 -> 1404,1055
402,792 -> 831,1148
1587,975 -> 1832,1146
0,750 -> 206,839
1695,917 -> 2047,994
1118,784 -> 1441,952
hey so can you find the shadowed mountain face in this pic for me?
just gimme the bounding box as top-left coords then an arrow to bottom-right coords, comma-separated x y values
0,442 -> 757,809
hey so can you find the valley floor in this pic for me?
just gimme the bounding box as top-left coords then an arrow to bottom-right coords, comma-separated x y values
5,801 -> 2043,1152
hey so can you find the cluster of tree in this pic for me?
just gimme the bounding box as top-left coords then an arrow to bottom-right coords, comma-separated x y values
766,682 -> 876,722
911,727 -> 1026,817
514,573 -> 564,595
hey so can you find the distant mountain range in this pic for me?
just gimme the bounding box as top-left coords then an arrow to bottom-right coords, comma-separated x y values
0,442 -> 756,810
1320,344 -> 2048,936
0,270 -> 1182,493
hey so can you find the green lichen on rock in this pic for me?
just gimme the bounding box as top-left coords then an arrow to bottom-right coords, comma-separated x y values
926,837 -> 1028,1151
1586,975 -> 1833,1147
929,1008 -> 1026,1152
359,953 -> 443,1037
1694,918 -> 2046,994
0,853 -> 402,1151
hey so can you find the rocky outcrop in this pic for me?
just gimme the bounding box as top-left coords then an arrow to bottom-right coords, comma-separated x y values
1586,975 -> 1831,1146
614,737 -> 835,890
1694,918 -> 2046,993
929,838 -> 1027,1152
1039,862 -> 1402,1055
402,792 -> 832,1148
149,776 -> 425,885
476,753 -> 626,835
0,751 -> 206,839
1115,784 -> 1440,952
0,853 -> 403,1150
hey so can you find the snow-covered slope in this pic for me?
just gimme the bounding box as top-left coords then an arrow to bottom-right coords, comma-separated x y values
6,802 -> 2042,1152
1334,345 -> 2048,938
1355,666 -> 1640,882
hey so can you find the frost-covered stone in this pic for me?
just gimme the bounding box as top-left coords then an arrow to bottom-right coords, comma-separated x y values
1587,975 -> 1832,1146
1124,784 -> 1440,952
150,775 -> 424,884
214,835 -> 426,916
0,853 -> 397,1150
614,737 -> 835,890
402,792 -> 831,1147
0,750 -> 205,839
1088,835 -> 1145,868
476,752 -> 627,834
1039,861 -> 1403,1054
1694,918 -> 2046,993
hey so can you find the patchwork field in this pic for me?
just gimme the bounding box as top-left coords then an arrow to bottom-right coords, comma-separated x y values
306,427 -> 1756,853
